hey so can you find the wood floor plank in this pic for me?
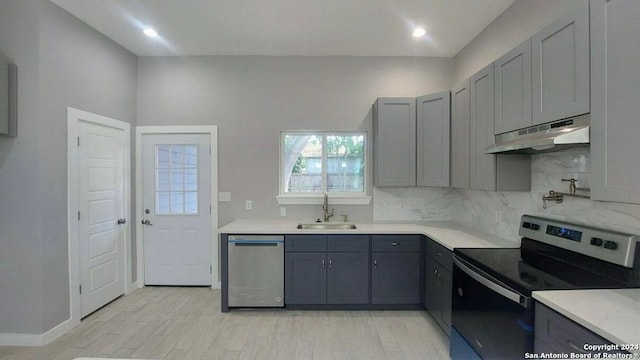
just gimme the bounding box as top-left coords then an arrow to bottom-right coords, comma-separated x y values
0,287 -> 450,360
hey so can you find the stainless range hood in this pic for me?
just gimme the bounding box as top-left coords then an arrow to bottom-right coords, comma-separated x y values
484,114 -> 590,154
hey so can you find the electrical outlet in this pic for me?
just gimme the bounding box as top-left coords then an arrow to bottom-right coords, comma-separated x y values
280,207 -> 286,216
245,200 -> 252,210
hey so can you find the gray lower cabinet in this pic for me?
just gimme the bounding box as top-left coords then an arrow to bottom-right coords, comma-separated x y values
532,1 -> 590,125
285,235 -> 370,305
535,303 -> 624,356
326,252 -> 369,304
286,252 -> 327,304
590,0 -> 640,204
424,238 -> 452,336
373,97 -> 417,186
371,235 -> 423,305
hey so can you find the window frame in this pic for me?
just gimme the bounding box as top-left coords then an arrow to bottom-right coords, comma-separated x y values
277,131 -> 371,205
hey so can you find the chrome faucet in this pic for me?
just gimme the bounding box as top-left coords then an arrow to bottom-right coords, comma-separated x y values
322,193 -> 334,222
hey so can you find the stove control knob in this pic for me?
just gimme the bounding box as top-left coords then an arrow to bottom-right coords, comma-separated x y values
530,223 -> 540,230
590,237 -> 604,247
604,241 -> 618,250
522,222 -> 531,229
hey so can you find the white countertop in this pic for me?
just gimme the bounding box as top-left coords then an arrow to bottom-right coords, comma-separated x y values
533,289 -> 640,346
218,220 -> 518,251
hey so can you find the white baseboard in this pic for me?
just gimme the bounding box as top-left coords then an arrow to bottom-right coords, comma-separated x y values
211,281 -> 221,289
0,317 -> 77,346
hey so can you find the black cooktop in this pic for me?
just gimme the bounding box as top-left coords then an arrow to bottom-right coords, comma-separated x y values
454,238 -> 640,295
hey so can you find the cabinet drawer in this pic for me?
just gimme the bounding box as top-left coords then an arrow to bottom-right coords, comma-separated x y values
372,235 -> 421,252
535,304 -> 618,355
327,235 -> 370,252
426,237 -> 453,271
285,235 -> 327,252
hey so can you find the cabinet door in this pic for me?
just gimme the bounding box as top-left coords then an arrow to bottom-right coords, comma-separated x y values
591,0 -> 640,204
451,80 -> 470,189
285,253 -> 326,304
326,252 -> 369,304
469,64 -> 497,191
494,39 -> 532,134
532,2 -> 589,125
373,98 -> 417,186
372,252 -> 421,304
440,267 -> 452,336
425,258 -> 441,319
417,91 -> 451,187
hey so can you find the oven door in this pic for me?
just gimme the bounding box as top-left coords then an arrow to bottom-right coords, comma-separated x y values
451,255 -> 534,360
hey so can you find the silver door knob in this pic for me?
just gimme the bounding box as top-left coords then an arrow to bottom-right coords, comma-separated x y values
141,219 -> 153,225
117,218 -> 127,225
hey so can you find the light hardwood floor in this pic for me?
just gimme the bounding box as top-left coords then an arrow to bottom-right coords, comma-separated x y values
0,287 -> 450,360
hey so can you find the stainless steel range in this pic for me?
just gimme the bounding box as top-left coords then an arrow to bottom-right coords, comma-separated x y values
450,215 -> 640,360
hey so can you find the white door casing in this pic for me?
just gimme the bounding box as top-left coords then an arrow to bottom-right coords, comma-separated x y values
135,126 -> 219,288
142,133 -> 211,285
68,107 -> 130,324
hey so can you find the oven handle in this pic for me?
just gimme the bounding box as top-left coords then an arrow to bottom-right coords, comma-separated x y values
453,256 -> 530,308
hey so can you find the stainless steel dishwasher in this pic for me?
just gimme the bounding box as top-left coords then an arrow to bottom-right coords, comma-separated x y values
228,235 -> 284,307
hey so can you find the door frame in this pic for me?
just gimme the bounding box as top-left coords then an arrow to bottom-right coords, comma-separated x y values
67,107 -> 131,327
135,126 -> 220,288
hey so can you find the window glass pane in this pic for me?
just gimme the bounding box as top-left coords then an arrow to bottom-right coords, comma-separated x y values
185,168 -> 198,191
157,145 -> 170,168
326,135 -> 365,193
157,192 -> 170,214
170,169 -> 184,191
171,145 -> 185,167
157,169 -> 170,191
282,134 -> 323,193
185,145 -> 198,167
170,192 -> 184,213
185,192 -> 198,214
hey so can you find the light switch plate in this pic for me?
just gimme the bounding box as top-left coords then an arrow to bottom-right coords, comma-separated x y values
280,207 -> 286,216
246,200 -> 252,210
218,192 -> 231,202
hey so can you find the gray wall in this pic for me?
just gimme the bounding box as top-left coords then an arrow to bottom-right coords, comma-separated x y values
0,0 -> 45,335
0,0 -> 137,334
453,0 -> 583,85
137,56 -> 453,226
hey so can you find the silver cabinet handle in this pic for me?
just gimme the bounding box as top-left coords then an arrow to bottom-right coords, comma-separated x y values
322,259 -> 325,269
329,259 -> 332,268
141,219 -> 153,225
117,218 -> 127,225
374,259 -> 377,268
391,242 -> 398,246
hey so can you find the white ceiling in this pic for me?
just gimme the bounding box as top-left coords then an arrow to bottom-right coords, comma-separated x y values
50,0 -> 516,57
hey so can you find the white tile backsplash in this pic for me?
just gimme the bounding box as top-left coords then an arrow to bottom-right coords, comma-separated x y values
373,148 -> 640,242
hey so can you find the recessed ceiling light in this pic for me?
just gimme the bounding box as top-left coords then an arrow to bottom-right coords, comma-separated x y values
143,27 -> 158,38
413,27 -> 426,38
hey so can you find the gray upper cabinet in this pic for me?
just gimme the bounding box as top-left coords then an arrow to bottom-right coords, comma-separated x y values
468,65 -> 531,192
532,2 -> 590,125
373,97 -> 416,186
451,80 -> 470,189
590,0 -> 640,204
494,39 -> 532,134
417,91 -> 451,187
469,64 -> 497,191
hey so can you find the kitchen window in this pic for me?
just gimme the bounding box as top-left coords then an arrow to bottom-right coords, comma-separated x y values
277,132 -> 371,205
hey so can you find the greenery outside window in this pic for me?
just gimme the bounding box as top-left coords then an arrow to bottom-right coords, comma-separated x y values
278,132 -> 370,205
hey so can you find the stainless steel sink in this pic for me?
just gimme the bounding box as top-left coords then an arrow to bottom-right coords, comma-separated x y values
296,223 -> 357,230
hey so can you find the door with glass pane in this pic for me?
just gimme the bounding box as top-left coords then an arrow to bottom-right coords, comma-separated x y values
142,133 -> 211,285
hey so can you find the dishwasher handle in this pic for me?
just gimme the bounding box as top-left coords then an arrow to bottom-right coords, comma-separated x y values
229,240 -> 283,246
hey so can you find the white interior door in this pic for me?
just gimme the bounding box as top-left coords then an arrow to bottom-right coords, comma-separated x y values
78,120 -> 126,317
142,133 -> 211,286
